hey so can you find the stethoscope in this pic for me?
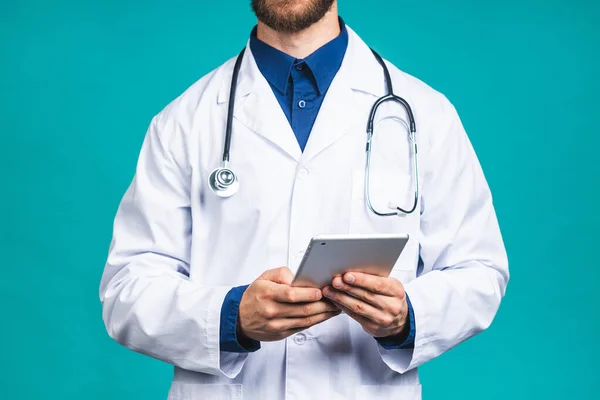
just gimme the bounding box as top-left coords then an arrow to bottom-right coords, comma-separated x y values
209,47 -> 419,216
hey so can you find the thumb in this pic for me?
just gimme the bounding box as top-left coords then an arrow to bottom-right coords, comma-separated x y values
259,267 -> 294,285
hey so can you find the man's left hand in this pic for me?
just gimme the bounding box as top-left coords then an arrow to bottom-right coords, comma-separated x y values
323,272 -> 409,339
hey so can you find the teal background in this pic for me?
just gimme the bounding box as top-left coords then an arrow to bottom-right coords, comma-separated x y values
1,0 -> 598,398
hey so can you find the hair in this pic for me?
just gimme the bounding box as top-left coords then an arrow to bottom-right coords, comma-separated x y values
251,0 -> 336,33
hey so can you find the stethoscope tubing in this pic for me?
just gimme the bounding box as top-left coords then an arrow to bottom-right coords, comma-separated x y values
210,46 -> 419,215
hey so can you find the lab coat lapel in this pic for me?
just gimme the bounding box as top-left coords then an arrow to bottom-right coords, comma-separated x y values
301,28 -> 384,163
235,88 -> 301,162
220,44 -> 302,162
301,77 -> 361,163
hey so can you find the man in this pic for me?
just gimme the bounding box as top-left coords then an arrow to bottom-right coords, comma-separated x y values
99,1 -> 509,399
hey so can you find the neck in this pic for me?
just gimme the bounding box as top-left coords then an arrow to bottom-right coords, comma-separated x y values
256,5 -> 340,59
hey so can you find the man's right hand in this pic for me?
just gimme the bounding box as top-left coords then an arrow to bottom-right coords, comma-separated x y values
238,267 -> 341,342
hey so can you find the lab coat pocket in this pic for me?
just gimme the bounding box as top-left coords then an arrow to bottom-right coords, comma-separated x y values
389,266 -> 416,285
350,168 -> 417,234
350,169 -> 420,273
167,383 -> 243,400
356,384 -> 422,399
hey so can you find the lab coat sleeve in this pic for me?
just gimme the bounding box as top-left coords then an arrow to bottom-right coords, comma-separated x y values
377,99 -> 509,373
99,115 -> 248,378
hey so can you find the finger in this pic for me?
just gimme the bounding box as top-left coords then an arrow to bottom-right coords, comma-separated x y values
275,300 -> 340,318
323,287 -> 384,321
260,267 -> 294,285
331,276 -> 384,309
332,292 -> 405,335
342,272 -> 403,297
334,303 -> 380,335
272,284 -> 323,303
282,310 -> 341,330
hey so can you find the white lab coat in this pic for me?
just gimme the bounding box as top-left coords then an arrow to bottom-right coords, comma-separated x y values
100,26 -> 509,400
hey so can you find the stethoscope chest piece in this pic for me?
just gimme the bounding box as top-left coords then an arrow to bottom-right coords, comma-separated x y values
208,166 -> 239,198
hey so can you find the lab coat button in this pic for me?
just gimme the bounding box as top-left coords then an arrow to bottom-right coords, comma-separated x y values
294,333 -> 306,345
298,168 -> 309,179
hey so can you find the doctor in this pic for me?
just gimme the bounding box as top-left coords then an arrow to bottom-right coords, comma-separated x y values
100,1 -> 509,399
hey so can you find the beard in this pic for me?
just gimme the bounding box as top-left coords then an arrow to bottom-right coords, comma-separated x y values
251,0 -> 336,33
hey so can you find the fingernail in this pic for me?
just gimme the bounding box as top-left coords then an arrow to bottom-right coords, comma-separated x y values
315,290 -> 322,300
345,274 -> 355,284
333,279 -> 343,289
323,287 -> 330,296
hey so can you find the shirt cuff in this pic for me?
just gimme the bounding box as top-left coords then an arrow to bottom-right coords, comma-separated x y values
374,293 -> 416,349
219,285 -> 261,353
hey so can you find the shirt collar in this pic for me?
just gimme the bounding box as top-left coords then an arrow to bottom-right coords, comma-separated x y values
249,17 -> 349,96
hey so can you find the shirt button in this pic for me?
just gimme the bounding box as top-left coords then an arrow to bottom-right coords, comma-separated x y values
295,63 -> 304,71
294,333 -> 307,345
298,100 -> 306,109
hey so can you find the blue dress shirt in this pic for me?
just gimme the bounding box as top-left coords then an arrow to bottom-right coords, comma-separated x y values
219,18 -> 415,353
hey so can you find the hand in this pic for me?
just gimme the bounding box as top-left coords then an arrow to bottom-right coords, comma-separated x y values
323,272 -> 409,339
238,267 -> 341,342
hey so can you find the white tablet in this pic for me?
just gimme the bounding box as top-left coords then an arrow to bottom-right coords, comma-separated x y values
291,233 -> 409,288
